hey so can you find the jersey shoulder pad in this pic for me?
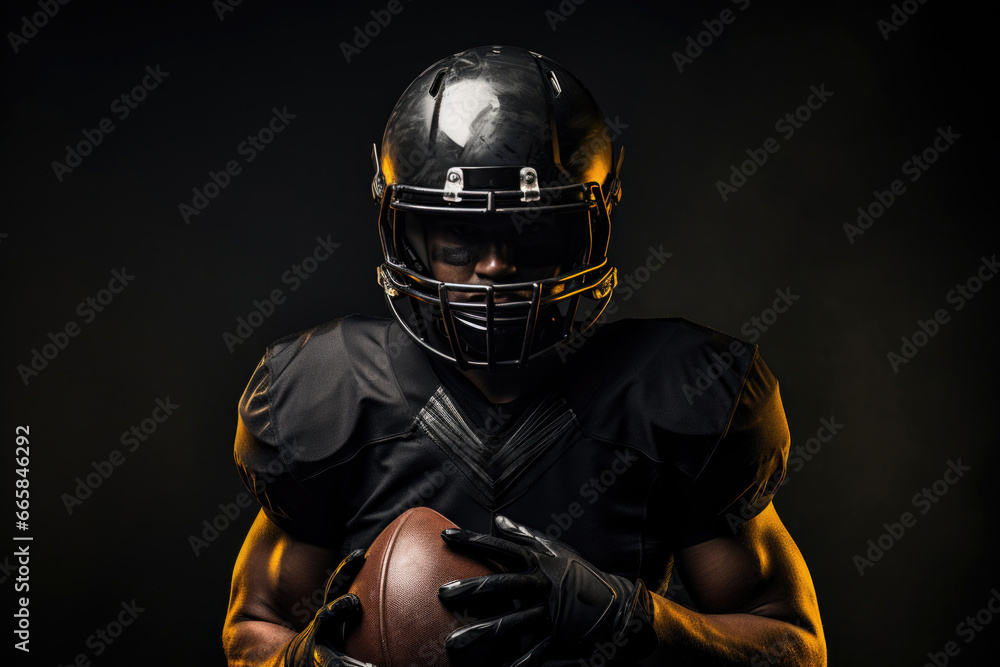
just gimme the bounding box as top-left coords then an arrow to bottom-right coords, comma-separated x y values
233,315 -> 414,543
570,317 -> 759,449
240,315 -> 412,458
569,318 -> 789,544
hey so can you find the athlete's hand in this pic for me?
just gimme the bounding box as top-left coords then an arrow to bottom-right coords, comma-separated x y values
283,549 -> 377,667
438,515 -> 657,666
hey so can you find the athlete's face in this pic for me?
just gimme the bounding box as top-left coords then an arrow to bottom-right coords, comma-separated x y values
413,212 -> 584,302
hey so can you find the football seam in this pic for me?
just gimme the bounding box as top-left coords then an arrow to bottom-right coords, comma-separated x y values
378,510 -> 415,667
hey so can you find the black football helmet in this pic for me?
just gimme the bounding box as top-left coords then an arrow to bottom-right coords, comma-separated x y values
373,45 -> 622,370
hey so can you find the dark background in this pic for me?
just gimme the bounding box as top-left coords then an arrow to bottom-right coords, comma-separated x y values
2,0 -> 996,664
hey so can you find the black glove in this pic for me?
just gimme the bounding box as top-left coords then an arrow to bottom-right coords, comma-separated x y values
438,515 -> 657,666
283,549 -> 377,667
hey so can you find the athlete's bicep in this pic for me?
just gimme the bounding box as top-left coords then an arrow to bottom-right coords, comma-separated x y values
225,509 -> 339,632
674,504 -> 823,635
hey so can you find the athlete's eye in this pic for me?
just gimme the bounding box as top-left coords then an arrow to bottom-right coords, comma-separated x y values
526,222 -> 556,236
518,220 -> 559,243
434,245 -> 474,267
447,224 -> 477,237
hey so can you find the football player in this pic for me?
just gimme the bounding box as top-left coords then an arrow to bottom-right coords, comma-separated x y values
222,46 -> 826,666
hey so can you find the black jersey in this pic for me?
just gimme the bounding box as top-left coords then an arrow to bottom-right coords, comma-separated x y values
234,315 -> 788,591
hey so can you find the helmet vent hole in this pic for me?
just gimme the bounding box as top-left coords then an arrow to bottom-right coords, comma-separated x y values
547,71 -> 562,97
428,69 -> 447,97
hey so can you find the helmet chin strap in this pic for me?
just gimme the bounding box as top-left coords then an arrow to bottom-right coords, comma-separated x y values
450,312 -> 522,362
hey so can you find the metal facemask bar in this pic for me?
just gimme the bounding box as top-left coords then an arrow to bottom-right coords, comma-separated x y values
381,267 -> 615,370
372,144 -> 624,215
373,146 -> 622,370
434,280 -> 545,370
377,196 -> 616,370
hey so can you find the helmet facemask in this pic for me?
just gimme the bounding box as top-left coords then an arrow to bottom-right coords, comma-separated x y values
376,166 -> 619,370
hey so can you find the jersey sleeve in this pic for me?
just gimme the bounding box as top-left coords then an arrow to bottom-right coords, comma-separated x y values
673,349 -> 790,547
233,354 -> 341,547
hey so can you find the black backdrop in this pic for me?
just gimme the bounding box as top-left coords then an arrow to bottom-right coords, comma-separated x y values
3,1 -> 997,665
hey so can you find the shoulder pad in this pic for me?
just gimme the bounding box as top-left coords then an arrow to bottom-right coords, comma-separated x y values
567,318 -> 762,470
233,316 -> 417,542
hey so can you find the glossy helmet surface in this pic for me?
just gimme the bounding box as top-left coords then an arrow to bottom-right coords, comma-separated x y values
373,45 -> 622,369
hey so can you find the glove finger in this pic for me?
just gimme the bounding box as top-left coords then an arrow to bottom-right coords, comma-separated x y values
441,528 -> 533,572
324,549 -> 367,602
445,604 -> 548,655
335,658 -> 377,667
329,653 -> 377,667
316,593 -> 363,630
314,594 -> 367,658
509,636 -> 553,667
495,515 -> 584,559
493,516 -> 557,553
313,643 -> 337,667
439,571 -> 548,606
313,643 -> 378,667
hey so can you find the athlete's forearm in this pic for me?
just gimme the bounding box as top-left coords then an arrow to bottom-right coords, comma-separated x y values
223,618 -> 296,667
643,592 -> 827,666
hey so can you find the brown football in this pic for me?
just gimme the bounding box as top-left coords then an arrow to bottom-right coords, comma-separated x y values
344,507 -> 494,667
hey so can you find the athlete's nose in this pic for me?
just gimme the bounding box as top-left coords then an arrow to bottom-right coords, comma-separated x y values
475,238 -> 516,282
